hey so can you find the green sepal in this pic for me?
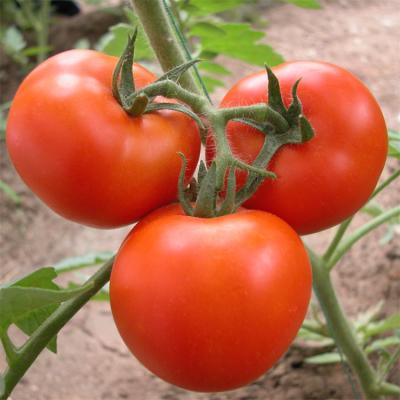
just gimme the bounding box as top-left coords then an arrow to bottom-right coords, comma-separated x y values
286,79 -> 302,125
156,59 -> 201,84
177,153 -> 194,216
119,30 -> 138,103
126,94 -> 149,117
193,162 -> 217,218
217,167 -> 237,216
144,102 -> 206,137
197,160 -> 208,186
112,31 -> 138,109
299,115 -> 315,142
265,64 -> 287,118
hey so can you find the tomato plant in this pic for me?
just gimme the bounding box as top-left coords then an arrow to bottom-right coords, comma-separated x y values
110,204 -> 312,391
2,1 -> 400,399
6,49 -> 201,228
206,61 -> 388,234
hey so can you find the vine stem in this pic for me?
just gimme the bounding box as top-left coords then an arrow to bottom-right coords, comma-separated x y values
308,250 -> 375,397
308,250 -> 400,399
0,258 -> 114,400
131,0 -> 201,94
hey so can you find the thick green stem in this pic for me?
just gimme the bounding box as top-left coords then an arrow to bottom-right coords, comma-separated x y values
308,250 -> 379,399
130,0 -> 200,94
0,258 -> 114,400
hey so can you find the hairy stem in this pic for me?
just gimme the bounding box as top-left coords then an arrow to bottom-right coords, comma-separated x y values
308,250 -> 378,399
0,258 -> 114,400
131,0 -> 200,94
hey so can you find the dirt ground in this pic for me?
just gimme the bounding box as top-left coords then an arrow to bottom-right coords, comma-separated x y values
1,0 -> 399,399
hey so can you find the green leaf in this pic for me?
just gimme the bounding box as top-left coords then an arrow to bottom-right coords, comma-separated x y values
297,328 -> 334,345
362,201 -> 385,218
190,22 -> 226,37
283,0 -> 321,9
193,162 -> 217,218
365,336 -> 400,355
199,61 -> 231,75
365,314 -> 400,338
96,23 -> 154,60
182,0 -> 249,16
0,180 -> 21,205
1,26 -> 26,53
355,301 -> 384,329
305,352 -> 341,365
0,269 -> 92,337
6,268 -> 59,352
55,251 -> 114,274
201,76 -> 225,92
74,38 -> 91,49
388,129 -> 400,159
191,22 -> 284,66
21,46 -> 52,57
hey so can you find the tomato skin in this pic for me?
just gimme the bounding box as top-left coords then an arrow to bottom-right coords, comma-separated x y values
6,50 -> 200,228
206,61 -> 388,234
110,203 -> 312,392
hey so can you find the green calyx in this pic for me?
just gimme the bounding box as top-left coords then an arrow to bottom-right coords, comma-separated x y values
112,31 -> 206,134
177,65 -> 315,218
113,36 -> 315,219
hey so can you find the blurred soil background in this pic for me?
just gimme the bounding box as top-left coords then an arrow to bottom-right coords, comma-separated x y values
0,0 -> 399,399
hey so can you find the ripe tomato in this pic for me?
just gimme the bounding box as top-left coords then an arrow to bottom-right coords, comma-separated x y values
206,61 -> 388,234
6,50 -> 200,228
110,203 -> 312,392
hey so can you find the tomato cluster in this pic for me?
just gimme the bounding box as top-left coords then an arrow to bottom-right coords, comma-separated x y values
6,50 -> 387,392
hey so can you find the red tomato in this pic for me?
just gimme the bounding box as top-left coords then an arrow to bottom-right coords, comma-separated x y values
110,203 -> 312,392
206,61 -> 388,234
6,50 -> 200,228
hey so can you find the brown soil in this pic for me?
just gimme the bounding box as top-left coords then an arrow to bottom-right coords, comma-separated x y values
1,1 -> 399,399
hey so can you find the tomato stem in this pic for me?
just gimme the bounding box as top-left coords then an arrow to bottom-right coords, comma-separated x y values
309,249 -> 400,399
131,0 -> 201,95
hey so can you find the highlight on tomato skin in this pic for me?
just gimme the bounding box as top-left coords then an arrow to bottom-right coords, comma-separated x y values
6,49 -> 201,229
110,203 -> 312,392
206,61 -> 388,235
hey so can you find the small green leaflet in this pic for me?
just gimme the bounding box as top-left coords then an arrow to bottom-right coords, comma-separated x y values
305,352 -> 341,365
201,76 -> 225,92
181,0 -> 251,16
199,61 -> 231,75
388,129 -> 400,159
191,22 -> 284,66
0,180 -> 21,205
283,0 -> 321,9
364,314 -> 400,338
55,251 -> 114,273
365,336 -> 400,355
96,23 -> 154,60
2,26 -> 26,53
